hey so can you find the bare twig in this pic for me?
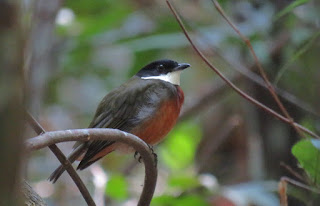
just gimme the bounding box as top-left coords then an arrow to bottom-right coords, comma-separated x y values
179,64 -> 318,123
222,52 -> 319,117
281,176 -> 320,194
25,128 -> 158,206
166,0 -> 319,139
279,176 -> 320,206
208,36 -> 319,117
280,162 -> 306,184
191,28 -> 319,117
25,112 -> 96,206
211,0 -> 304,137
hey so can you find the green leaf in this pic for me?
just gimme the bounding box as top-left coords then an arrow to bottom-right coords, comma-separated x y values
168,175 -> 200,190
274,0 -> 310,21
300,118 -> 317,137
152,195 -> 208,206
292,139 -> 320,185
64,0 -> 132,38
152,195 -> 177,206
174,195 -> 208,206
105,175 -> 128,200
160,122 -> 201,170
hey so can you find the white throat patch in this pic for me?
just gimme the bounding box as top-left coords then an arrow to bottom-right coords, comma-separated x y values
141,70 -> 182,85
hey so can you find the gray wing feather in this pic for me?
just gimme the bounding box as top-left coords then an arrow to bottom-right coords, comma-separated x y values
78,78 -> 175,169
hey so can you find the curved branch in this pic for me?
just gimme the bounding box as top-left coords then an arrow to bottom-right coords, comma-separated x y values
166,0 -> 319,139
26,128 -> 158,206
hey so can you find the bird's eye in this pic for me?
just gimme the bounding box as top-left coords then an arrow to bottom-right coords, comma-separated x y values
157,64 -> 164,72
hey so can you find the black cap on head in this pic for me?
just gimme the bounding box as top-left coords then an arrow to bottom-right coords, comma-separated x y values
136,59 -> 190,77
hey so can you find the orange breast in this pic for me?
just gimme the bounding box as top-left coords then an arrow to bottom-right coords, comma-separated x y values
82,86 -> 184,162
131,86 -> 184,145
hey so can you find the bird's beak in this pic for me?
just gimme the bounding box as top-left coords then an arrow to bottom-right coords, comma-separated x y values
173,63 -> 190,71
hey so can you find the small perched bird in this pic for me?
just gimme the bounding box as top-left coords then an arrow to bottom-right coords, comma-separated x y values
49,59 -> 190,183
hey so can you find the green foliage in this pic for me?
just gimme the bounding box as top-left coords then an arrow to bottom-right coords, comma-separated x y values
157,17 -> 186,33
59,0 -> 133,77
300,118 -> 317,138
274,0 -> 310,20
152,194 -> 209,206
105,174 -> 128,200
153,122 -> 207,206
167,174 -> 200,190
65,0 -> 132,37
292,139 -> 320,186
160,122 -> 201,170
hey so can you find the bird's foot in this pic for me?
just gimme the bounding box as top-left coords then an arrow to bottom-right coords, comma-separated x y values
134,151 -> 143,163
134,144 -> 157,167
148,144 -> 158,167
147,144 -> 158,167
152,152 -> 158,167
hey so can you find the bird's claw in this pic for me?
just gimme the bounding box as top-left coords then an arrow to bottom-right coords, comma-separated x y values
148,144 -> 154,152
134,151 -> 143,163
152,152 -> 158,167
134,144 -> 157,167
148,144 -> 158,167
134,151 -> 139,159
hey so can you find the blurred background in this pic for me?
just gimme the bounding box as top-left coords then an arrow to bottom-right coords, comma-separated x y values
12,0 -> 320,205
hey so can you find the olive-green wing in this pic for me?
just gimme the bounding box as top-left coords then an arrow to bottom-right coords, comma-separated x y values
78,78 -> 170,169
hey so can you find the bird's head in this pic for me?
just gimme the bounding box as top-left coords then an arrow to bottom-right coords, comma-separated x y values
136,59 -> 190,85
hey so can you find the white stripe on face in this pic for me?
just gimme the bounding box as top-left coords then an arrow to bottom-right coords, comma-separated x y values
141,70 -> 182,85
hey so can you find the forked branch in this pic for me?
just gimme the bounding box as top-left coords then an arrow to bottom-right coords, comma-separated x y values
211,0 -> 303,137
26,112 -> 95,206
26,128 -> 158,206
166,0 -> 319,139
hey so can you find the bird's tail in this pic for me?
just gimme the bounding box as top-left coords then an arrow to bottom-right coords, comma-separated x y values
48,143 -> 87,183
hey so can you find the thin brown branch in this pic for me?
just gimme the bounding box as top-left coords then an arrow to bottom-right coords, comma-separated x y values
199,30 -> 319,117
280,162 -> 306,184
190,27 -> 319,117
25,112 -> 96,206
25,128 -> 158,206
219,49 -> 320,117
166,0 -> 319,139
211,0 -> 303,137
281,176 -> 320,194
179,66 -> 318,123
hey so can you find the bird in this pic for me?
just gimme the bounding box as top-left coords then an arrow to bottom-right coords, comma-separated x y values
49,59 -> 190,183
